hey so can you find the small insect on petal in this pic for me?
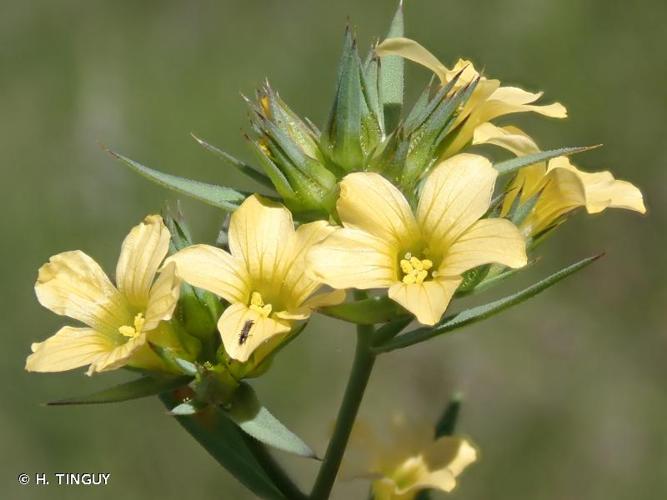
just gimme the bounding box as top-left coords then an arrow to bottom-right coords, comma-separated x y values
238,320 -> 255,346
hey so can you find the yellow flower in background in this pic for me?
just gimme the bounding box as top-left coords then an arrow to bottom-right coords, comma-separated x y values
307,154 -> 527,326
348,416 -> 478,500
474,123 -> 646,236
26,215 -> 180,376
165,195 -> 344,363
375,37 -> 566,159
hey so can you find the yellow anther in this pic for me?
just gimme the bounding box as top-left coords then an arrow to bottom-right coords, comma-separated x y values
400,255 -> 435,285
249,292 -> 273,318
400,259 -> 414,274
118,313 -> 146,339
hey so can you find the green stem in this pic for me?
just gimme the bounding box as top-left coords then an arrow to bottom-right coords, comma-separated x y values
309,323 -> 376,499
244,435 -> 308,500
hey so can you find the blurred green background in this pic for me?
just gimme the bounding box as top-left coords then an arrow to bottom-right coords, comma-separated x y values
2,0 -> 665,498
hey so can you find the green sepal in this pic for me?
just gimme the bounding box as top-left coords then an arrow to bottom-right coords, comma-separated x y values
455,259 -> 537,298
159,391 -> 287,500
379,1 -> 405,132
225,383 -> 318,459
321,27 -> 365,172
493,145 -> 601,177
191,133 -> 275,189
106,148 -> 246,211
374,254 -> 603,353
46,375 -> 192,406
320,294 -> 408,325
148,342 -> 198,376
457,264 -> 491,294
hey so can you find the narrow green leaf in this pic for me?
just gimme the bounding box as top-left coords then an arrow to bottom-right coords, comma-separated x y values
106,148 -> 246,211
159,392 -> 286,500
191,133 -> 275,189
494,145 -> 601,177
379,1 -> 405,131
320,295 -> 408,325
225,383 -> 318,459
47,375 -> 192,406
374,254 -> 603,353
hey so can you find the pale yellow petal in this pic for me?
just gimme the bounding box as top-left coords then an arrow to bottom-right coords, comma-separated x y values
440,219 -> 527,277
376,37 -> 449,84
218,303 -> 290,362
35,250 -> 130,334
301,289 -> 347,310
409,437 -> 478,494
417,154 -> 497,249
87,334 -> 146,375
388,278 -> 461,326
486,86 -> 568,119
279,220 -> 337,307
143,262 -> 180,331
547,158 -> 647,215
307,228 -> 397,290
165,244 -> 249,303
228,195 -> 294,288
116,215 -> 170,308
337,172 -> 419,250
607,179 -> 646,214
26,326 -> 115,373
524,165 -> 587,235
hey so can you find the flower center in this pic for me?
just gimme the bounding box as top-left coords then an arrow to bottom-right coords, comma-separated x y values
399,252 -> 435,285
249,292 -> 273,318
118,313 -> 146,339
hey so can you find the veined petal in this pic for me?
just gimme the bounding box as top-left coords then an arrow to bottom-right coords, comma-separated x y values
87,334 -> 146,375
218,303 -> 290,362
165,244 -> 249,303
307,228 -> 397,290
524,166 -> 587,235
228,195 -> 294,289
143,262 -> 180,331
376,37 -> 450,84
337,173 -> 419,250
417,154 -> 497,250
35,250 -> 130,334
116,215 -> 170,308
388,278 -> 461,326
279,220 -> 337,307
440,219 -> 527,277
25,326 -> 115,373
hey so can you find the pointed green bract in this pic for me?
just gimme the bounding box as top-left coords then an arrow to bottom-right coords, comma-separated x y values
435,394 -> 463,437
374,254 -> 603,353
191,133 -> 275,189
148,342 -> 198,376
379,1 -> 405,132
225,383 -> 318,459
107,149 -> 246,211
47,375 -> 192,406
159,392 -> 287,500
493,145 -> 601,176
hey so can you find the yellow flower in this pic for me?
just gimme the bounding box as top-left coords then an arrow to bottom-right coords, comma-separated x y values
307,154 -> 527,326
375,37 -> 566,158
165,195 -> 344,363
26,215 -> 180,376
474,123 -> 647,236
348,416 -> 478,500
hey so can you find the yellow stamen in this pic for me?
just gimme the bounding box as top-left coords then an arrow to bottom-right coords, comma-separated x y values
400,256 -> 434,285
118,312 -> 146,339
249,291 -> 273,317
